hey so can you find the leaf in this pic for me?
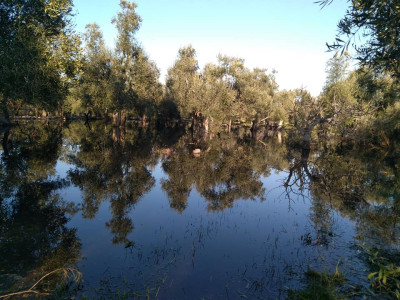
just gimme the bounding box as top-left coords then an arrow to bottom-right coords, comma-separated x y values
368,272 -> 378,280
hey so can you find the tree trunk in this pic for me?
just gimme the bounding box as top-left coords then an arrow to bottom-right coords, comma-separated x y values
112,111 -> 120,126
142,114 -> 147,126
1,100 -> 11,125
84,112 -> 91,123
120,110 -> 126,127
2,130 -> 10,156
14,102 -> 22,118
57,103 -> 63,119
277,131 -> 282,144
191,111 -> 209,145
112,110 -> 126,127
112,126 -> 125,143
203,117 -> 209,133
228,119 -> 232,133
251,118 -> 259,133
251,118 -> 260,138
302,129 -> 312,149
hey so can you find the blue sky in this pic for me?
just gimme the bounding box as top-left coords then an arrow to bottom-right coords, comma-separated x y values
72,0 -> 349,95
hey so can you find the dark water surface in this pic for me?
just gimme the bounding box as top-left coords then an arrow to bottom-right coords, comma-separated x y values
1,121 -> 399,299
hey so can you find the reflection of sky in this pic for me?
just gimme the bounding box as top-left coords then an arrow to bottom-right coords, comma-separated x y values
60,156 -> 364,298
55,160 -> 71,179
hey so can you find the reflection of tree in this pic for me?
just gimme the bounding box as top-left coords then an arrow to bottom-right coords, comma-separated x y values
0,124 -> 81,296
283,142 -> 400,249
66,122 -> 158,244
284,148 -> 315,193
199,146 -> 266,211
1,123 -> 63,181
161,154 -> 192,213
161,130 -> 288,212
0,182 -> 80,273
106,165 -> 155,244
352,153 -> 400,248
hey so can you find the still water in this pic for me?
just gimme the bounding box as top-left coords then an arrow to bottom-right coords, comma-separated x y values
1,121 -> 399,299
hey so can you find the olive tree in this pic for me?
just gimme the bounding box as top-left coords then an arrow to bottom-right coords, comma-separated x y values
0,0 -> 82,123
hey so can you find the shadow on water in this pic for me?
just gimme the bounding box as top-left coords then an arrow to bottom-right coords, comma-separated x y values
1,121 -> 400,298
0,122 -> 81,298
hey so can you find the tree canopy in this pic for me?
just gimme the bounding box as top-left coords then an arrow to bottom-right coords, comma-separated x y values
319,0 -> 400,77
0,0 -> 81,122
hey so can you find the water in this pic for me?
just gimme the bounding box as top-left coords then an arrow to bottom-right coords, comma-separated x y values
0,121 -> 399,298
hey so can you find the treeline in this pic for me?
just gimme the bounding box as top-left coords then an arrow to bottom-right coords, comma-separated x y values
1,0 -> 399,148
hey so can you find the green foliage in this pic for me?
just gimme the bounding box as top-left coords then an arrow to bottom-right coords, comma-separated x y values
354,67 -> 400,109
166,45 -> 203,118
76,23 -> 113,116
271,90 -> 295,124
287,267 -> 345,300
73,1 -> 162,121
211,55 -> 278,123
131,49 -> 163,119
112,0 -> 142,62
319,54 -> 361,137
111,0 -> 143,114
287,89 -> 330,147
319,0 -> 400,77
0,0 -> 82,119
201,62 -> 237,125
166,48 -> 279,129
365,248 -> 400,299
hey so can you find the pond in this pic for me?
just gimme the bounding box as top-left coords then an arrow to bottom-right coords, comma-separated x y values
1,121 -> 399,299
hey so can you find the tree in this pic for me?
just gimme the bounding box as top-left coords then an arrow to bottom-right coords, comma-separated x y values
354,67 -> 400,109
166,45 -> 203,118
131,48 -> 163,124
214,55 -> 278,132
319,0 -> 400,77
76,23 -> 113,119
270,90 -> 296,125
112,0 -> 142,69
200,62 -> 237,129
166,49 -> 280,133
289,89 -> 332,148
110,0 -> 142,126
213,55 -> 246,126
0,0 -> 81,123
319,54 -> 360,137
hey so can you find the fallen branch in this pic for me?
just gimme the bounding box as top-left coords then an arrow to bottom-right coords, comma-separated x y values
0,268 -> 82,299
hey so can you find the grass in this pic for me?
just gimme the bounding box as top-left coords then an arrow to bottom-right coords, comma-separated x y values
287,263 -> 345,300
364,247 -> 400,299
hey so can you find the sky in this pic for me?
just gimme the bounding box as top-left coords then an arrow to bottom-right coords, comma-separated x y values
72,0 -> 349,96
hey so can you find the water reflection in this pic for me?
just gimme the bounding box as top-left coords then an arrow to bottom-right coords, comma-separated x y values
65,122 -> 160,245
0,123 -> 81,296
284,142 -> 400,250
0,121 -> 400,298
